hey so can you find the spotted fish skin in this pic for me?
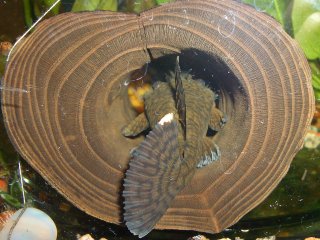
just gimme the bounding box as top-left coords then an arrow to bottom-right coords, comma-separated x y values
122,72 -> 225,238
145,74 -> 219,175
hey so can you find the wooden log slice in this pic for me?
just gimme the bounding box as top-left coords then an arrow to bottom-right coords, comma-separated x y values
1,0 -> 314,234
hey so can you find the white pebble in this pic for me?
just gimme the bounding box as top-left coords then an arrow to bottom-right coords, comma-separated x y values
0,207 -> 57,240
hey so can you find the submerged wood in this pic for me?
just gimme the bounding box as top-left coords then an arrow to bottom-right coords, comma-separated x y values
1,0 -> 314,234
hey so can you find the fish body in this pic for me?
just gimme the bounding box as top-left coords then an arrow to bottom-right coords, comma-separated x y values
122,68 -> 226,238
144,74 -> 217,180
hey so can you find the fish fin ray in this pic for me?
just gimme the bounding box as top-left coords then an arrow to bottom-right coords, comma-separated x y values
197,137 -> 220,168
174,56 -> 186,139
123,120 -> 188,238
209,107 -> 227,132
122,112 -> 149,137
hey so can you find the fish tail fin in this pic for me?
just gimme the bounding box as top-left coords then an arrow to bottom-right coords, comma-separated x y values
123,119 -> 188,238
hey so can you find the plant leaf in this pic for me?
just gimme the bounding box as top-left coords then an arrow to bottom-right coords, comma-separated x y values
43,0 -> 61,15
295,12 -> 320,60
72,0 -> 100,12
314,88 -> 320,102
241,0 -> 291,26
72,0 -> 117,12
0,191 -> 22,208
310,62 -> 320,102
96,0 -> 117,11
292,0 -> 320,35
156,0 -> 171,4
22,0 -> 33,28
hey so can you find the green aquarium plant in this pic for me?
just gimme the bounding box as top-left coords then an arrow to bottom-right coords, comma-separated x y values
72,0 -> 117,12
242,0 -> 320,100
23,0 -> 61,27
71,0 -> 159,13
241,0 -> 292,28
292,0 -> 320,100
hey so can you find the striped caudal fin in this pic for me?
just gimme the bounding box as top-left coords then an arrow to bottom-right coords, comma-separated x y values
123,118 -> 186,238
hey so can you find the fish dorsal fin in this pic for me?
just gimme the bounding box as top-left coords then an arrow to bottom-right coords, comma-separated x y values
174,56 -> 186,140
123,115 -> 188,238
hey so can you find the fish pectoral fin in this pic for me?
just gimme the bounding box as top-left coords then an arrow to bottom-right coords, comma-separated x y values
197,137 -> 221,168
122,112 -> 149,137
208,106 -> 227,132
123,120 -> 188,238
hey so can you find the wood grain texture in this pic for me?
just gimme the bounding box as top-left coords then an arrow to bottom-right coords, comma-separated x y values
1,0 -> 314,234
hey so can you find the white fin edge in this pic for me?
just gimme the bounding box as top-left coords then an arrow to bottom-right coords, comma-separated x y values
158,113 -> 174,125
